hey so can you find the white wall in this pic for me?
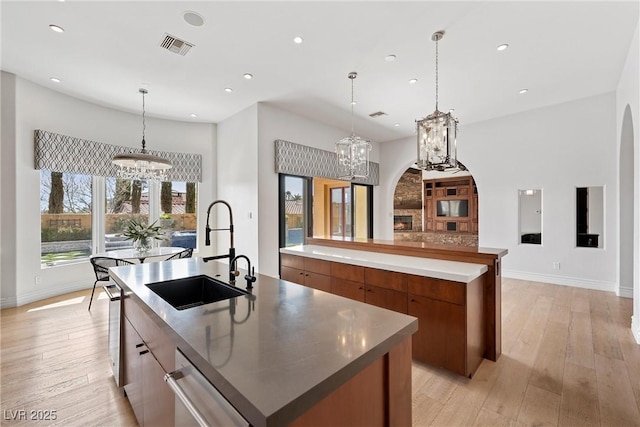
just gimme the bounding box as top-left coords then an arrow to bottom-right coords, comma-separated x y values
215,104 -> 259,269
615,21 -> 639,342
379,92 -> 619,292
256,102 -> 381,278
0,73 -> 215,307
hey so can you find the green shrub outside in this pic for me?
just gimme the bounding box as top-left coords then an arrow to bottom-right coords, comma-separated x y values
41,226 -> 92,242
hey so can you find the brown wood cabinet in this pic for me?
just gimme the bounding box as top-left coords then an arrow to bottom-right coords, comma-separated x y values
280,252 -> 486,377
281,253 -> 332,292
408,274 -> 484,377
123,317 -> 174,427
424,176 -> 478,234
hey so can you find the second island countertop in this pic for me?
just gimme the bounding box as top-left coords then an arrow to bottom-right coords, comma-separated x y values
280,244 -> 488,283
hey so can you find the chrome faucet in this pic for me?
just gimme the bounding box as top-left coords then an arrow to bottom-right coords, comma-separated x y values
203,200 -> 236,283
230,255 -> 256,289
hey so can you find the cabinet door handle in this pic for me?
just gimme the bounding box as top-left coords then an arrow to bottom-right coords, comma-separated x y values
299,272 -> 304,275
135,343 -> 144,348
366,289 -> 372,292
305,274 -> 309,277
139,349 -> 149,355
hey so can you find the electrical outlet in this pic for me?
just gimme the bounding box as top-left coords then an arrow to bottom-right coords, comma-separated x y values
35,275 -> 42,285
552,262 -> 560,270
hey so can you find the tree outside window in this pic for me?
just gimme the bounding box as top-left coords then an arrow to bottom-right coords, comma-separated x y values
40,170 -> 92,265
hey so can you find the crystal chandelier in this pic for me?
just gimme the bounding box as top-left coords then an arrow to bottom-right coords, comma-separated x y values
112,88 -> 172,181
336,72 -> 372,180
416,31 -> 458,171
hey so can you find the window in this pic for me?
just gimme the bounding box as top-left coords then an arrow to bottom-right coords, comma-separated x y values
159,181 -> 198,249
280,175 -> 309,247
105,178 -> 147,250
40,170 -> 93,265
330,186 -> 351,238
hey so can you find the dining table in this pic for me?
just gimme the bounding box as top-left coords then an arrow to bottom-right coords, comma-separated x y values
91,246 -> 186,264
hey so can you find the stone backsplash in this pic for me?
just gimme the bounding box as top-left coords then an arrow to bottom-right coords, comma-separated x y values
394,231 -> 479,247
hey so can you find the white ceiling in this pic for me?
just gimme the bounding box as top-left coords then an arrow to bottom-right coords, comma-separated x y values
1,1 -> 638,143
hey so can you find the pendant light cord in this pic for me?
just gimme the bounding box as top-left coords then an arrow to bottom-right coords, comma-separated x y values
435,36 -> 439,112
140,89 -> 147,153
350,76 -> 355,135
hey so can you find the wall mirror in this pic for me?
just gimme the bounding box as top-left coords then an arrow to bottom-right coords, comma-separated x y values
519,189 -> 542,245
576,186 -> 604,248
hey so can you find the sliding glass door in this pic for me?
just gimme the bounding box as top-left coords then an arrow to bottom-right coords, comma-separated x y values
352,183 -> 372,239
279,174 -> 311,247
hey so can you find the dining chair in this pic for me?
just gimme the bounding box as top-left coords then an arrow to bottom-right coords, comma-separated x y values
165,248 -> 193,261
89,256 -> 134,311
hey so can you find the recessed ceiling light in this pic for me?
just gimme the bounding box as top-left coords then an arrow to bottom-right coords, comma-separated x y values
224,87 -> 233,93
519,88 -> 528,94
409,78 -> 418,84
385,54 -> 397,62
190,113 -> 197,118
50,77 -> 61,83
350,101 -> 357,106
49,24 -> 64,33
497,43 -> 509,51
293,36 -> 304,44
183,11 -> 205,27
243,73 -> 253,80
394,123 -> 400,127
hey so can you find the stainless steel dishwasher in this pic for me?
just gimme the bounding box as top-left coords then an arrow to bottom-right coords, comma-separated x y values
165,349 -> 249,427
103,281 -> 123,387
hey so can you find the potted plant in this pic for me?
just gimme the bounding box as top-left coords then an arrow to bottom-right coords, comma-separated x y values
123,218 -> 165,253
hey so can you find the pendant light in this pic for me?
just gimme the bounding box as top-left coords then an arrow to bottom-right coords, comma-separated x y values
416,31 -> 458,171
335,72 -> 372,180
112,88 -> 172,181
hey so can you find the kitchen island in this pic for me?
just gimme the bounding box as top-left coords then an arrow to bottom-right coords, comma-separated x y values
280,238 -> 507,377
306,237 -> 507,362
110,258 -> 418,427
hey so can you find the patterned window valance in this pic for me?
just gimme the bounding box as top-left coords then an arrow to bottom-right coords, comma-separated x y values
34,129 -> 202,182
274,139 -> 379,186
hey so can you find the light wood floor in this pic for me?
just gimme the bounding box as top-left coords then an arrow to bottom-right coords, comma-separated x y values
1,279 -> 639,426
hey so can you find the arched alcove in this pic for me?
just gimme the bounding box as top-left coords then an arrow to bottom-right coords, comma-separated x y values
391,161 -> 478,246
619,105 -> 635,299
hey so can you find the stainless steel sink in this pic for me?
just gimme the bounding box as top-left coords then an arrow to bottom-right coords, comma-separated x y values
146,275 -> 248,310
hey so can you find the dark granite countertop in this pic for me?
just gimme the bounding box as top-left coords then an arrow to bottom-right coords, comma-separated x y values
110,257 -> 418,427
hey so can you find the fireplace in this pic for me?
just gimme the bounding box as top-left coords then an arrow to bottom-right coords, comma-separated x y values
394,215 -> 413,231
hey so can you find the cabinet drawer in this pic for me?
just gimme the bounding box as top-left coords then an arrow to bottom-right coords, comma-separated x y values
407,275 -> 465,305
281,265 -> 305,285
304,257 -> 331,276
331,262 -> 364,283
305,272 -> 331,293
281,253 -> 304,270
365,285 -> 407,314
364,268 -> 407,292
123,298 -> 174,373
331,277 -> 365,302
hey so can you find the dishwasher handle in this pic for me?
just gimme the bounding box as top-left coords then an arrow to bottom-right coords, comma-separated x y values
102,284 -> 121,302
165,370 -> 210,427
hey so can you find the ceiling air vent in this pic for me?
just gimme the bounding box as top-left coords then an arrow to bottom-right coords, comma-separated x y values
159,33 -> 194,56
369,111 -> 388,118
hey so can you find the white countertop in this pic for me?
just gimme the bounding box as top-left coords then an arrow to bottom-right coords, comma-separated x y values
280,244 -> 488,283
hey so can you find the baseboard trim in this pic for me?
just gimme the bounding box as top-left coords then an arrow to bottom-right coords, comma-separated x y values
632,315 -> 640,345
0,282 -> 92,309
502,269 -> 616,293
617,285 -> 634,298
